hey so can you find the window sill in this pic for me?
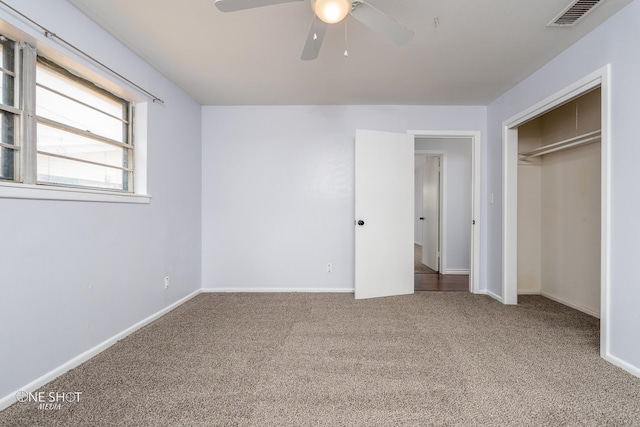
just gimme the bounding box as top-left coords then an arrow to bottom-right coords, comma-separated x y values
0,182 -> 151,204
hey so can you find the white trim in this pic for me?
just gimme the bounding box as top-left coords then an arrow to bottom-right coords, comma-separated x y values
502,125 -> 519,305
409,130 -> 481,295
0,289 -> 201,411
604,353 -> 640,379
444,268 -> 470,275
541,292 -> 600,318
0,181 -> 151,203
600,66 -> 612,360
202,287 -> 354,293
502,65 -> 610,358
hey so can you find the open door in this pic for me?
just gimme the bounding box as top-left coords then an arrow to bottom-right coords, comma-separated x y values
354,129 -> 414,299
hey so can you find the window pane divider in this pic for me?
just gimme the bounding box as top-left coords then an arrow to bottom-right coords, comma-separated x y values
36,82 -> 129,125
37,116 -> 133,149
0,65 -> 15,77
0,103 -> 21,115
0,141 -> 18,150
37,150 -> 133,172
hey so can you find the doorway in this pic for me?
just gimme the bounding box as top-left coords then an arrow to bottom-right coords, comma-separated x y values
412,134 -> 479,292
353,129 -> 481,298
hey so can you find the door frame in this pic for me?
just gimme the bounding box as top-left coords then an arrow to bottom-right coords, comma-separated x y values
416,151 -> 446,273
501,65 -> 610,358
409,130 -> 481,294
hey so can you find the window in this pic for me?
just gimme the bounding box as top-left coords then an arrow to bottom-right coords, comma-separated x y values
36,57 -> 133,191
0,35 -> 18,182
0,31 -> 139,198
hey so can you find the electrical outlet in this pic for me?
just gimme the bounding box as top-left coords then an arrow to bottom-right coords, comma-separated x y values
164,276 -> 170,289
327,263 -> 332,273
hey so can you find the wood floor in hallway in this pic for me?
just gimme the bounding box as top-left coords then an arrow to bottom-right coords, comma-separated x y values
414,273 -> 469,292
414,244 -> 469,292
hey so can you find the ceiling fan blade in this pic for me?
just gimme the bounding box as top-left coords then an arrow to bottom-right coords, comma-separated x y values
350,1 -> 414,45
301,17 -> 328,61
215,0 -> 303,12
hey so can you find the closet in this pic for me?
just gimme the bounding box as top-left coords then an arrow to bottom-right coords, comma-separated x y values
517,88 -> 601,317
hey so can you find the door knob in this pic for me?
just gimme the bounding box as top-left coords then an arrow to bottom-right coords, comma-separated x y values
357,220 -> 365,226
419,217 -> 424,220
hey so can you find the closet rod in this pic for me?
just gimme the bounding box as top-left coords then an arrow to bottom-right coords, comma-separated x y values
0,0 -> 165,104
519,130 -> 601,159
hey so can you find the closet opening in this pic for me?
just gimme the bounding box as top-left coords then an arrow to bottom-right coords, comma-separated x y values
503,66 -> 610,359
517,87 -> 601,318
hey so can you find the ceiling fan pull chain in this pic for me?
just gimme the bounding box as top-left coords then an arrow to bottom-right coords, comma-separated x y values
344,19 -> 349,57
313,16 -> 318,40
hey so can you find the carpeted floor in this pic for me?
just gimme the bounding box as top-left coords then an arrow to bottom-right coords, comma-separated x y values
2,293 -> 640,426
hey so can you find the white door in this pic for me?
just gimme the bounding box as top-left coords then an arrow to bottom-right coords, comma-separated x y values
354,129 -> 414,300
422,156 -> 440,271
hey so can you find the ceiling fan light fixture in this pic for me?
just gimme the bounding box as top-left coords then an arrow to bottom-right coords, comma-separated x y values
312,0 -> 352,24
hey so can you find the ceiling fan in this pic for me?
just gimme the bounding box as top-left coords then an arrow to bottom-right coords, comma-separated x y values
214,0 -> 414,60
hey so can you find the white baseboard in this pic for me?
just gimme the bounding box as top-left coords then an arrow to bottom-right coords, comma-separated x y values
604,352 -> 640,379
540,292 -> 600,318
202,287 -> 354,293
517,291 -> 541,295
0,289 -> 201,412
443,269 -> 470,275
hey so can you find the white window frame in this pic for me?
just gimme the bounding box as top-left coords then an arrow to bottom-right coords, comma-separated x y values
0,31 -> 150,204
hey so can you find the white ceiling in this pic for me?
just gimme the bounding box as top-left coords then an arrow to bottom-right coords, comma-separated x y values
67,0 -> 631,105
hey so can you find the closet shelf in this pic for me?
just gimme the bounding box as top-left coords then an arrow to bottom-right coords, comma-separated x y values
519,129 -> 601,159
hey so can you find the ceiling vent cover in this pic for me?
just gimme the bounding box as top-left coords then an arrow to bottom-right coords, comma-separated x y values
548,0 -> 603,26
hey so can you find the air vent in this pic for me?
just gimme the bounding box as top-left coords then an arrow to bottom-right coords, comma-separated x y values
548,0 -> 603,26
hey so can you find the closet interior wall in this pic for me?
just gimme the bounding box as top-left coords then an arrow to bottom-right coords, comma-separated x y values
517,88 -> 601,317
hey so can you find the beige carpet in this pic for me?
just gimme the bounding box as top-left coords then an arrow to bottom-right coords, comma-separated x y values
2,293 -> 640,426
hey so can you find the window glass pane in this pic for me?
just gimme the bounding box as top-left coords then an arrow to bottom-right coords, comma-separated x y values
0,146 -> 14,180
34,56 -> 132,192
36,62 -> 125,120
1,36 -> 15,108
0,36 -> 15,72
37,153 -> 124,190
0,110 -> 15,180
36,85 -> 126,143
1,109 -> 15,146
37,123 -> 125,168
0,74 -> 15,107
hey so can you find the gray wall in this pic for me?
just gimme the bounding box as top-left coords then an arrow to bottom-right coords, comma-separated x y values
201,106 -> 486,291
0,0 -> 202,401
487,0 -> 640,374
